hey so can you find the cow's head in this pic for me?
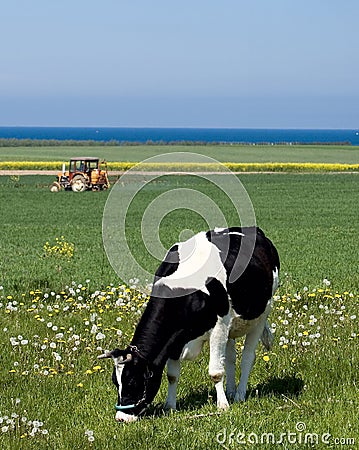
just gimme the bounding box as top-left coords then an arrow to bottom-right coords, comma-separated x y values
98,345 -> 158,423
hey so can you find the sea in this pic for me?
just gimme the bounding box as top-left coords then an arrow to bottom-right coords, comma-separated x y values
0,127 -> 359,145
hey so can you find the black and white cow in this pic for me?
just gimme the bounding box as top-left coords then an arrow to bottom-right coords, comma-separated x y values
99,226 -> 279,422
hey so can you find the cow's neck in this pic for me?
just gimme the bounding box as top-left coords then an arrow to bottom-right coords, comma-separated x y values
130,299 -> 185,370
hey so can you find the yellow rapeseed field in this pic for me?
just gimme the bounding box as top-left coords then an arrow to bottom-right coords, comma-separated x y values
1,161 -> 358,172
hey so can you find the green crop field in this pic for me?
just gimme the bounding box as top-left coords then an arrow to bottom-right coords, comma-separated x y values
0,173 -> 358,449
1,143 -> 359,164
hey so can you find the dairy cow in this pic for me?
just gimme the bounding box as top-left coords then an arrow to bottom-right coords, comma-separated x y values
99,226 -> 280,422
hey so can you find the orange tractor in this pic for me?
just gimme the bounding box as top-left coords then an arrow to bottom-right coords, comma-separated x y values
50,157 -> 110,192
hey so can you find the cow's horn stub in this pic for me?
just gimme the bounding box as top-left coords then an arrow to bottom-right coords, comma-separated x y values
120,353 -> 133,364
97,351 -> 113,359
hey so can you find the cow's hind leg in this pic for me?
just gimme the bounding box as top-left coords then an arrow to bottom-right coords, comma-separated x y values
164,358 -> 181,411
235,319 -> 267,402
225,338 -> 236,401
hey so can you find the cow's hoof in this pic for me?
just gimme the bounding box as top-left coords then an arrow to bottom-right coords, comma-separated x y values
234,392 -> 246,402
217,401 -> 230,410
164,402 -> 177,412
226,390 -> 236,402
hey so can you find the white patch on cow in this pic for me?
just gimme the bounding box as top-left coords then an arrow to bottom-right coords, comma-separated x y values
180,333 -> 209,361
228,231 -> 245,236
113,357 -> 124,398
214,228 -> 245,237
272,266 -> 279,296
157,231 -> 226,294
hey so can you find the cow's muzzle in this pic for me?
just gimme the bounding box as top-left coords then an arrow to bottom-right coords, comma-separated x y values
115,411 -> 138,423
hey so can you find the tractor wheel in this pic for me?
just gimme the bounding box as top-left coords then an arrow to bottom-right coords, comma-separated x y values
50,182 -> 61,192
71,175 -> 87,192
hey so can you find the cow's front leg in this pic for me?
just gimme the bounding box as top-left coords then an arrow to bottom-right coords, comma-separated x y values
164,358 -> 181,411
209,316 -> 230,410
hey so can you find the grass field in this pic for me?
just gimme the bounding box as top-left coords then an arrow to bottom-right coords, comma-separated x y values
0,172 -> 358,449
1,143 -> 359,164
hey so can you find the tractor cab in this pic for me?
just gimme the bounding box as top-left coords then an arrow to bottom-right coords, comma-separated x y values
50,157 -> 110,192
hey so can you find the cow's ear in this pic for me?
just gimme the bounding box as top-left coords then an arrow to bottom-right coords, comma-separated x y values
97,348 -> 122,359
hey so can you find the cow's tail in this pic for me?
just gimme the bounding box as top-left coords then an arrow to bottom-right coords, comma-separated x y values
260,321 -> 274,351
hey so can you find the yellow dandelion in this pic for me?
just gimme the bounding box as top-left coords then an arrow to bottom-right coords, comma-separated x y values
263,355 -> 270,362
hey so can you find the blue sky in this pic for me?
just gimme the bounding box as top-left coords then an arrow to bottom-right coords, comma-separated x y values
1,0 -> 358,128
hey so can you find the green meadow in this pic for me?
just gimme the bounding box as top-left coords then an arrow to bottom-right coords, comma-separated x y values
1,143 -> 359,163
0,171 -> 358,449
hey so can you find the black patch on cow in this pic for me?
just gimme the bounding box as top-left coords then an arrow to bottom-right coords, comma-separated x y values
205,277 -> 229,317
112,368 -> 119,389
153,244 -> 179,283
208,227 -> 280,320
205,229 -> 213,242
131,278 -> 230,365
